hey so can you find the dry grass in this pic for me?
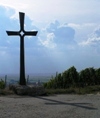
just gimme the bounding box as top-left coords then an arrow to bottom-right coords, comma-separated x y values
45,85 -> 100,95
0,85 -> 100,96
0,87 -> 14,96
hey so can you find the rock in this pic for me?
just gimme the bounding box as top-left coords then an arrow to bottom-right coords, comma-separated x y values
9,84 -> 46,96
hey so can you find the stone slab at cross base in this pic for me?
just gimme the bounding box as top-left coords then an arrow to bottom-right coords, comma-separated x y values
9,85 -> 46,96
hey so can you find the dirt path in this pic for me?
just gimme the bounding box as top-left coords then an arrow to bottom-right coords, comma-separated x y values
0,94 -> 100,118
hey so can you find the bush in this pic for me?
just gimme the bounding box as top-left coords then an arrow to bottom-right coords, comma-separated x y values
0,79 -> 5,89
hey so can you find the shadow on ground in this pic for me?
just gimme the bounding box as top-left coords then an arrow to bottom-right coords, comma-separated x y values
35,96 -> 97,110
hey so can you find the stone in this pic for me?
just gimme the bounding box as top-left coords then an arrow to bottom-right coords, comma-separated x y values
9,84 -> 46,96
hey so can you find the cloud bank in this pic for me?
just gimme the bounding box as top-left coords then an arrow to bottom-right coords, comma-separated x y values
0,3 -> 100,75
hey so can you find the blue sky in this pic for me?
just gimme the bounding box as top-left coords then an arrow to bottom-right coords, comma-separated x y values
0,0 -> 100,74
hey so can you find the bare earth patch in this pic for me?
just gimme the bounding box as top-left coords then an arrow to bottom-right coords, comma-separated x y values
0,94 -> 100,118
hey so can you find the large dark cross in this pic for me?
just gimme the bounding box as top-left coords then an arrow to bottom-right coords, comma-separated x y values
6,12 -> 38,85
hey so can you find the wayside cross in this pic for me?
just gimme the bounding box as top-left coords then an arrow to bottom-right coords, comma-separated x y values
6,12 -> 38,85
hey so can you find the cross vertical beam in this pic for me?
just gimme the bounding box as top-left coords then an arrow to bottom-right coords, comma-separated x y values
6,12 -> 38,85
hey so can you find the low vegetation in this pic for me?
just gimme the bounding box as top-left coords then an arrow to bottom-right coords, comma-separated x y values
0,79 -> 5,89
44,66 -> 100,95
0,79 -> 14,95
0,66 -> 100,96
45,85 -> 100,95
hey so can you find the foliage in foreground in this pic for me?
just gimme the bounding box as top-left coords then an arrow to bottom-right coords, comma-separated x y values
0,79 -> 5,89
44,66 -> 100,89
0,79 -> 13,95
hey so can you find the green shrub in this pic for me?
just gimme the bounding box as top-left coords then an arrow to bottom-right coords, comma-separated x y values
0,79 -> 5,89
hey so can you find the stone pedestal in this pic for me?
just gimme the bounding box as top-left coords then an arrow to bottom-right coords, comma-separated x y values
9,84 -> 45,96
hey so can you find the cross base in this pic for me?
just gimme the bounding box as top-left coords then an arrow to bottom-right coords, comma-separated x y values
19,77 -> 26,85
9,84 -> 46,96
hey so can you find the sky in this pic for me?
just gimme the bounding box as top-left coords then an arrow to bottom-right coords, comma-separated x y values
0,0 -> 100,75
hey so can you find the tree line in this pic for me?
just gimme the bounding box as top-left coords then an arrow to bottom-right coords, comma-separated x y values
44,66 -> 100,89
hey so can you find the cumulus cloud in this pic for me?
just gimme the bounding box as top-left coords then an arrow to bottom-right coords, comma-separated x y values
39,33 -> 56,48
46,20 -> 76,45
38,20 -> 77,50
80,26 -> 100,46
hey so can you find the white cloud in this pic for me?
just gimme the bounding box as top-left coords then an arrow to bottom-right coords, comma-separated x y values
39,33 -> 56,49
79,26 -> 100,46
80,37 -> 100,46
1,0 -> 100,24
67,23 -> 97,44
46,20 -> 76,45
68,23 -> 96,30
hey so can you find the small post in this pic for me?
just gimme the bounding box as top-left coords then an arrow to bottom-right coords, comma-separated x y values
5,75 -> 7,87
56,72 -> 58,77
27,75 -> 29,84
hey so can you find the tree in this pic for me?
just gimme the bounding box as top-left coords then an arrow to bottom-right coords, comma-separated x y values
95,68 -> 100,85
0,79 -> 5,89
62,66 -> 79,88
44,66 -> 100,89
79,67 -> 96,87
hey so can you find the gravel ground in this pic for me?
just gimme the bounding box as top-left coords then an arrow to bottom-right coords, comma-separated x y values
0,94 -> 100,118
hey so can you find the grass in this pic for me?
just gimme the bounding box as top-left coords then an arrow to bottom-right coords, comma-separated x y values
0,87 -> 14,96
45,85 -> 100,95
0,85 -> 100,96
